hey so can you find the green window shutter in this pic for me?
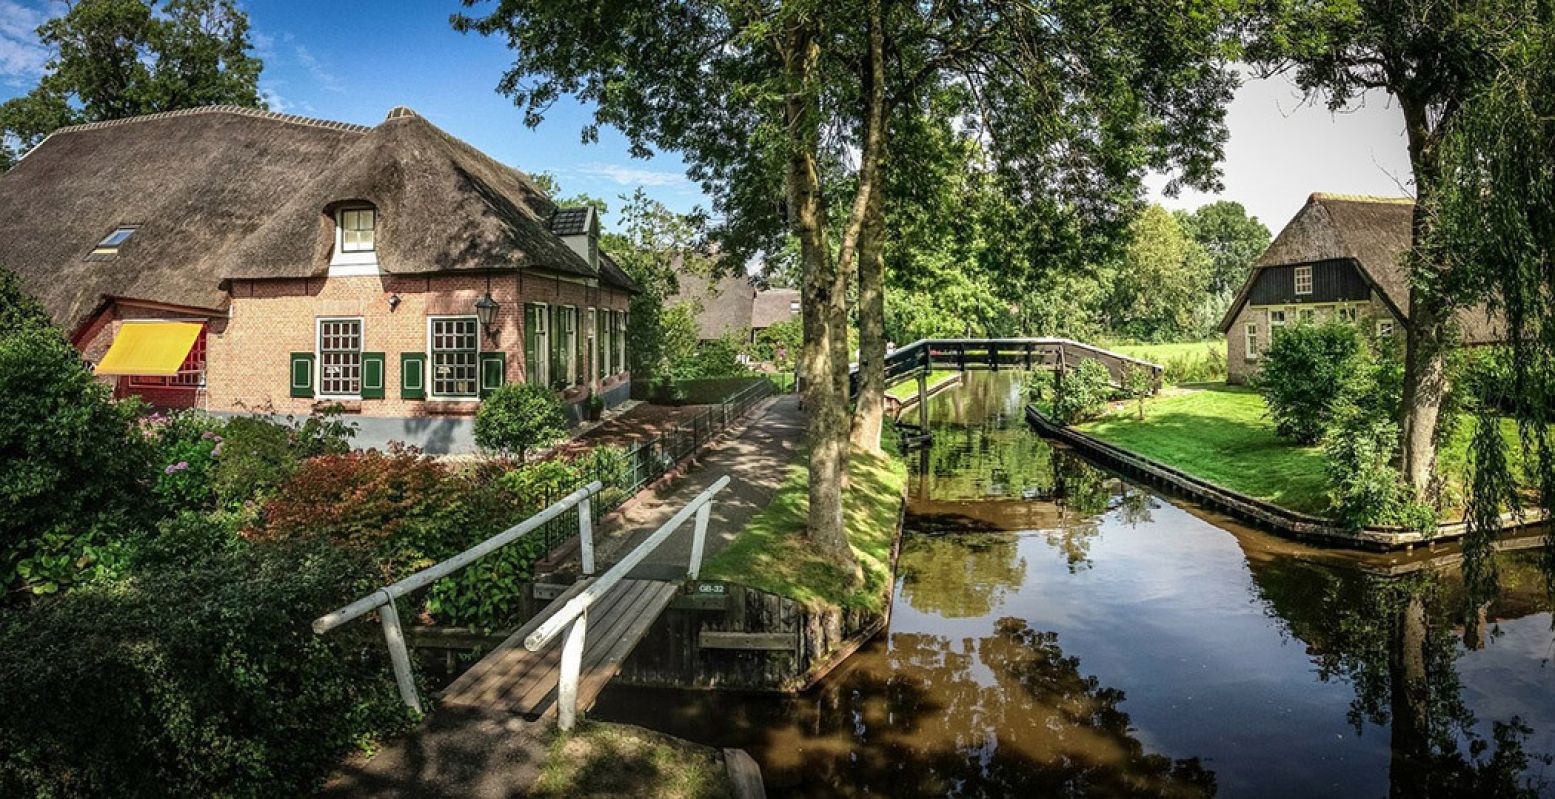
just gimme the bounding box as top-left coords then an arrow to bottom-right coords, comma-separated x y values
400,352 -> 426,399
361,352 -> 386,399
289,352 -> 315,398
480,352 -> 506,398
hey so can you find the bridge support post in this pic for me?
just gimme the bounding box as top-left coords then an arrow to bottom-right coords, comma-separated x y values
917,372 -> 929,431
578,496 -> 595,576
557,611 -> 588,731
688,500 -> 712,579
377,591 -> 423,714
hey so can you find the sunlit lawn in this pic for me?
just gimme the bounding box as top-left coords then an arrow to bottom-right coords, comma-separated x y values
1101,340 -> 1226,366
1077,384 -> 1528,518
701,445 -> 906,613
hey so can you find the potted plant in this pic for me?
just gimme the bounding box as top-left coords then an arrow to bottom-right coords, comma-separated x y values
586,393 -> 605,421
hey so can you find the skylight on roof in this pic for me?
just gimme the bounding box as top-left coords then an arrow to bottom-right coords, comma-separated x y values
89,226 -> 138,258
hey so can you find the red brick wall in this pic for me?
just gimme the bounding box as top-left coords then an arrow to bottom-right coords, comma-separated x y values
210,271 -> 631,418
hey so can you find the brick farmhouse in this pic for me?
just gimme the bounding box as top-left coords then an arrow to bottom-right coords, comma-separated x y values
0,105 -> 639,451
1219,193 -> 1502,385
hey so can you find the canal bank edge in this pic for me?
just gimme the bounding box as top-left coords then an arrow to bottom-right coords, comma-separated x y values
612,456 -> 911,693
1025,405 -> 1546,550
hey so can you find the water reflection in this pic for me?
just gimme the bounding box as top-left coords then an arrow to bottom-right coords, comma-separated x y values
594,372 -> 1555,797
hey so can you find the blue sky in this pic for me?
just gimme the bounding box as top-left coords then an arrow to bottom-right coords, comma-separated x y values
1,0 -> 1414,234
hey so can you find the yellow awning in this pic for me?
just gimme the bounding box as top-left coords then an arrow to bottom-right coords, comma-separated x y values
95,322 -> 203,376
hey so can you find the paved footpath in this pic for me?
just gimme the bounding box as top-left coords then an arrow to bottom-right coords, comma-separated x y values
588,393 -> 804,579
318,394 -> 803,797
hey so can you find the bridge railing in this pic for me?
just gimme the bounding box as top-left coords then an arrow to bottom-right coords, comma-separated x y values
857,337 -> 1164,394
523,474 -> 732,730
311,481 -> 605,714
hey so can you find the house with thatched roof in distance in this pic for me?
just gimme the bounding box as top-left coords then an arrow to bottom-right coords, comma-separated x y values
1219,192 -> 1502,384
668,265 -> 800,347
0,104 -> 638,452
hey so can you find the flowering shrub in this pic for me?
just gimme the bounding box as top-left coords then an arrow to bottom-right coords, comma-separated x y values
144,411 -> 227,514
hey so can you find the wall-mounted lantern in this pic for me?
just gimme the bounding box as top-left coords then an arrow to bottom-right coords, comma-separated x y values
474,292 -> 500,336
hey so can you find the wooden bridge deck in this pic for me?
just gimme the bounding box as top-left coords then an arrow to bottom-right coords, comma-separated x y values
439,578 -> 680,718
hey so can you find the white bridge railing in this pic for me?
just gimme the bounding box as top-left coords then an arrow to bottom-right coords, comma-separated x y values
524,474 -> 731,730
312,481 -> 606,714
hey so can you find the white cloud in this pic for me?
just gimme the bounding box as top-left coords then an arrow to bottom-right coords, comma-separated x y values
572,161 -> 692,188
0,1 -> 52,84
293,44 -> 345,93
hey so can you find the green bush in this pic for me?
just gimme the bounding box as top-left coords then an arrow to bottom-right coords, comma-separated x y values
1158,345 -> 1226,385
1051,358 -> 1115,425
145,411 -> 227,515
1256,321 -> 1365,444
1,328 -> 155,598
1322,345 -> 1434,530
0,264 -> 49,338
751,318 -> 802,371
211,411 -> 354,510
474,382 -> 569,458
0,531 -> 414,798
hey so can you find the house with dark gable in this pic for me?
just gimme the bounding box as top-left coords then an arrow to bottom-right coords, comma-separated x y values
1219,193 -> 1502,384
0,105 -> 638,451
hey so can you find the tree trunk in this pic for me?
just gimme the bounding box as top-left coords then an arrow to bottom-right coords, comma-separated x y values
849,0 -> 888,453
1398,96 -> 1449,502
783,17 -> 859,575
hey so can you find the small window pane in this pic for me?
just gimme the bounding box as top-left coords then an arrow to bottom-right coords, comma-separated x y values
340,209 -> 376,252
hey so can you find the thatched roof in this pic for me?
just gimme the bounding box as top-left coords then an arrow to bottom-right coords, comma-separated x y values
752,288 -> 800,329
670,269 -> 756,340
1218,193 -> 1502,344
0,105 -> 636,333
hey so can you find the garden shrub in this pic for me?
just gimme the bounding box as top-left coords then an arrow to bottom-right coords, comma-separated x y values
1322,344 -> 1434,531
0,533 -> 414,798
751,318 -> 802,371
1051,358 -> 1114,425
0,264 -> 49,338
1157,345 -> 1227,385
474,382 -> 568,458
1256,321 -> 1364,444
211,411 -> 353,510
0,328 -> 155,598
144,411 -> 227,515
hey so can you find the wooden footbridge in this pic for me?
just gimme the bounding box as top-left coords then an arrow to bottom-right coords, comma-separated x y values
314,476 -> 731,730
854,337 -> 1163,445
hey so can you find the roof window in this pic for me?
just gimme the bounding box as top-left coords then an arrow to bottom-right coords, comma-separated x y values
88,226 -> 138,259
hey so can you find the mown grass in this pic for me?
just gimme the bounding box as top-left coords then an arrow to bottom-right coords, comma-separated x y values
536,721 -> 732,799
886,370 -> 958,401
1102,340 -> 1226,364
1078,384 -> 1530,517
701,444 -> 907,613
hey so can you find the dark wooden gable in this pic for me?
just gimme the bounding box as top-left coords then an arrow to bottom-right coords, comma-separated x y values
1248,258 -> 1370,306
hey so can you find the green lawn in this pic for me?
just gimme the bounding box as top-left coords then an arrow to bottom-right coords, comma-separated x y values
1077,384 -> 1528,517
536,722 -> 731,799
701,446 -> 907,613
1102,340 -> 1226,364
886,370 -> 957,401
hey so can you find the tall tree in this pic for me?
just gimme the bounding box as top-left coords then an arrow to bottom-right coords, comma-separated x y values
1246,0 -> 1526,500
0,0 -> 264,170
1178,200 -> 1270,296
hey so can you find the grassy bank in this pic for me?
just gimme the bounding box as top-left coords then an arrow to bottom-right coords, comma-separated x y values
886,370 -> 958,401
701,445 -> 907,613
1076,384 -> 1525,517
536,722 -> 732,799
1100,340 -> 1227,386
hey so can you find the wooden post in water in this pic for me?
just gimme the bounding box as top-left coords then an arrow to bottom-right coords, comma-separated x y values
917,371 -> 929,431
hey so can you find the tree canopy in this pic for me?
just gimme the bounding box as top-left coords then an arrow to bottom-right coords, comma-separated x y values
0,0 -> 264,170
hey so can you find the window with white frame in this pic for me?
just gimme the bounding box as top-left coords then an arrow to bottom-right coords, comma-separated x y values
430,317 -> 479,397
1377,319 -> 1396,338
1246,321 -> 1260,360
613,310 -> 626,372
1338,305 -> 1359,323
318,318 -> 363,396
1299,308 -> 1316,323
553,306 -> 577,386
524,304 -> 550,387
1294,265 -> 1313,295
1269,309 -> 1286,332
338,208 -> 376,252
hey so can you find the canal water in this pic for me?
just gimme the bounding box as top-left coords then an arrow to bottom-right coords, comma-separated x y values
593,372 -> 1555,797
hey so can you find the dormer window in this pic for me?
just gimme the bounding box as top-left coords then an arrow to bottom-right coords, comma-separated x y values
88,226 -> 138,259
339,208 -> 376,252
330,206 -> 379,273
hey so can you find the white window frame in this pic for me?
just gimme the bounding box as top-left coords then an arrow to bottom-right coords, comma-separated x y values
525,302 -> 551,387
1337,304 -> 1359,323
427,315 -> 482,401
92,226 -> 139,257
316,316 -> 364,400
330,207 -> 380,272
1245,321 -> 1260,361
1294,265 -> 1313,295
1377,319 -> 1396,338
